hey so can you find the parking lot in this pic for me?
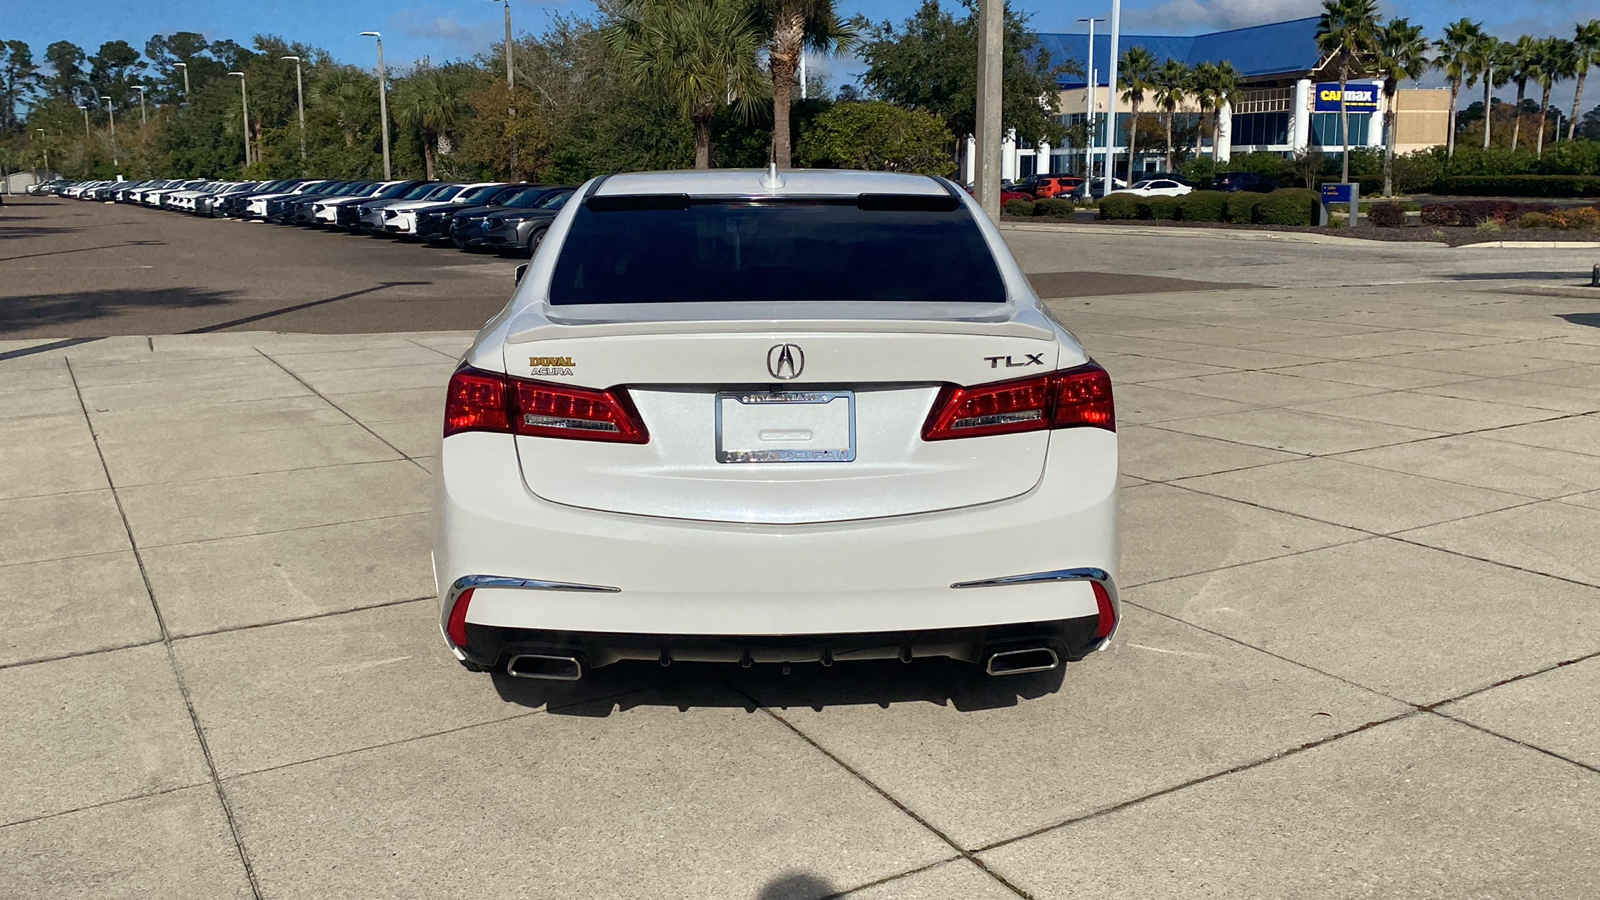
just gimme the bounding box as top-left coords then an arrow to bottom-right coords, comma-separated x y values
4,196 -> 1600,898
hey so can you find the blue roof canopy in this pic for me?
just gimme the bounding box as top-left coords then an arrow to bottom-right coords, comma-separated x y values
1033,16 -> 1323,87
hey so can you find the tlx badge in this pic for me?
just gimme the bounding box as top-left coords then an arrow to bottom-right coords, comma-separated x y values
984,354 -> 1045,369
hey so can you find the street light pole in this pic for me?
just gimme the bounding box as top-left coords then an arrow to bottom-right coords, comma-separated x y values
37,129 -> 48,174
1101,0 -> 1122,199
100,95 -> 119,168
173,62 -> 190,103
361,32 -> 392,180
227,72 -> 251,169
282,56 -> 307,171
78,104 -> 90,140
132,86 -> 147,127
1078,17 -> 1103,193
973,0 -> 1004,221
489,0 -> 518,176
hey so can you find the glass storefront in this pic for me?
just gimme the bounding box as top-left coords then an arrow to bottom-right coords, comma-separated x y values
1310,112 -> 1371,146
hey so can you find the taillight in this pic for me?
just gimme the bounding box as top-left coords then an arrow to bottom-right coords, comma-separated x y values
922,363 -> 1114,441
443,366 -> 649,443
512,380 -> 650,443
444,368 -> 510,436
446,588 -> 474,648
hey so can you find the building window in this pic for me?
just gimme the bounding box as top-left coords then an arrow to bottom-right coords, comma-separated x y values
1311,112 -> 1370,147
1231,112 -> 1289,146
1233,88 -> 1292,115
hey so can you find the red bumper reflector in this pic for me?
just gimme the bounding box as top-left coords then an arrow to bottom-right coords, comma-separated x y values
447,588 -> 475,648
1092,581 -> 1116,639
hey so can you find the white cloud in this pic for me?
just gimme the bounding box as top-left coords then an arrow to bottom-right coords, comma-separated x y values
1123,0 -> 1323,34
389,9 -> 498,55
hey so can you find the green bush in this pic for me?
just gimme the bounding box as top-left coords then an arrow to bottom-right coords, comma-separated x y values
1368,201 -> 1408,227
1391,151 -> 1444,193
1139,196 -> 1183,220
1225,152 -> 1291,180
1516,211 -> 1558,229
1098,192 -> 1141,219
792,101 -> 956,176
1252,188 -> 1321,226
1031,197 -> 1076,218
1179,157 -> 1216,184
1225,192 -> 1265,223
1178,190 -> 1229,222
1434,175 -> 1600,198
1535,142 -> 1600,177
1003,199 -> 1035,217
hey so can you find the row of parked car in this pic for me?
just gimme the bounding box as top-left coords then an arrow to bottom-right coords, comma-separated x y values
1006,170 -> 1282,200
37,177 -> 576,256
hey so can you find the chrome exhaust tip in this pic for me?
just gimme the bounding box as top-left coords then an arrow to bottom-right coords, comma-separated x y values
984,646 -> 1060,676
506,654 -> 583,681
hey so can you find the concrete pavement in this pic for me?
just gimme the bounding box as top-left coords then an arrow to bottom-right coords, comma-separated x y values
3,210 -> 1600,896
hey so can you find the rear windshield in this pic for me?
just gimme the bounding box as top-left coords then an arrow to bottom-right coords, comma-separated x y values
548,198 -> 1005,305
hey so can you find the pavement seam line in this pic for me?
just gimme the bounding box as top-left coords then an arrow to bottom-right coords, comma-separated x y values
819,855 -> 966,899
214,686 -> 647,782
1423,709 -> 1600,776
730,686 -> 1037,900
170,595 -> 433,643
0,637 -> 166,673
971,709 -> 1422,855
255,349 -> 430,471
134,509 -> 428,551
64,357 -> 267,900
0,781 -> 214,832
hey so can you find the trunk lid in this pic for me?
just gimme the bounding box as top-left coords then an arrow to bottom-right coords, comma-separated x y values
502,319 -> 1064,524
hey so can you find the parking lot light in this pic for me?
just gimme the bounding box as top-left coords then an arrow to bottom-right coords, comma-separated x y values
99,95 -> 118,168
282,56 -> 307,171
131,85 -> 147,127
227,73 -> 251,170
173,62 -> 190,103
361,32 -> 393,180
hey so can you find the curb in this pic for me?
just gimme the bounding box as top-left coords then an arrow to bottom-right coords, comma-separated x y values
1452,241 -> 1600,250
999,221 -> 1428,247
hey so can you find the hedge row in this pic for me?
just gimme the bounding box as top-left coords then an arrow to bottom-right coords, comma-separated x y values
1420,200 -> 1546,227
1434,175 -> 1600,198
1099,188 -> 1322,226
1003,197 -> 1079,219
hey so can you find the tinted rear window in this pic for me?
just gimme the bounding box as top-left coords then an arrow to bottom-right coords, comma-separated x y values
548,198 -> 1005,305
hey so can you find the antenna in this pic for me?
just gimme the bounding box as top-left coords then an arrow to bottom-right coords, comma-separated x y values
760,162 -> 785,190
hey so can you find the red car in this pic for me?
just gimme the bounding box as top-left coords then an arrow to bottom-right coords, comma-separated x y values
964,185 -> 1034,205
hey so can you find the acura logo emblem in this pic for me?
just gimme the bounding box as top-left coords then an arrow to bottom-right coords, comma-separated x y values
767,344 -> 804,379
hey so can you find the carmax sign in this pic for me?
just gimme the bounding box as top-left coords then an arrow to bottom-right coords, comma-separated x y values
1315,83 -> 1379,112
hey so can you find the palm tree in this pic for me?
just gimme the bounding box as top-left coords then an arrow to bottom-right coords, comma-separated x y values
312,66 -> 379,148
1571,20 -> 1600,141
1374,17 -> 1428,196
604,0 -> 767,169
392,65 -> 475,179
1434,18 -> 1484,158
762,0 -> 854,169
1467,35 -> 1508,149
1189,62 -> 1216,160
1531,37 -> 1575,157
1206,61 -> 1242,160
1118,46 -> 1157,182
1152,59 -> 1190,170
1316,0 -> 1380,183
1508,35 -> 1536,150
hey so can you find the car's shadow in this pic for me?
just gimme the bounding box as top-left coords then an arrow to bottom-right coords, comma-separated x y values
488,656 -> 1067,717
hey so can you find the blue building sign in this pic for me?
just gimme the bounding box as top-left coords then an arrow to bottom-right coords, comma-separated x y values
1314,83 -> 1379,112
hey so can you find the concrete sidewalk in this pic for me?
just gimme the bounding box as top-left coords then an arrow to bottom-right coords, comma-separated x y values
3,281 -> 1600,898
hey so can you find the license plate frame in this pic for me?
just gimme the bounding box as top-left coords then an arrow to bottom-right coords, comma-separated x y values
715,391 -> 856,464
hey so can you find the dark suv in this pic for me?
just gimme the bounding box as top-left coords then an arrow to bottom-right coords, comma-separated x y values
1211,171 -> 1278,193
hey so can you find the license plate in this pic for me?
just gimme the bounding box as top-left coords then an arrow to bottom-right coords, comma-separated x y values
715,391 -> 855,463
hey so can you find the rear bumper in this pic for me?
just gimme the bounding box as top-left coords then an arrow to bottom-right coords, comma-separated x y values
434,430 -> 1119,660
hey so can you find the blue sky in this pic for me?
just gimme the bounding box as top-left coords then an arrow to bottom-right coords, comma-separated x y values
5,0 -> 1595,107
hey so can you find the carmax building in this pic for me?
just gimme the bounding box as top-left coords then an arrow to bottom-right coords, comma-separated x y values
982,16 -> 1450,181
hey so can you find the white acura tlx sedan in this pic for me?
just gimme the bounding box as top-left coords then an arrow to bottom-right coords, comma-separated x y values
434,169 -> 1119,681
